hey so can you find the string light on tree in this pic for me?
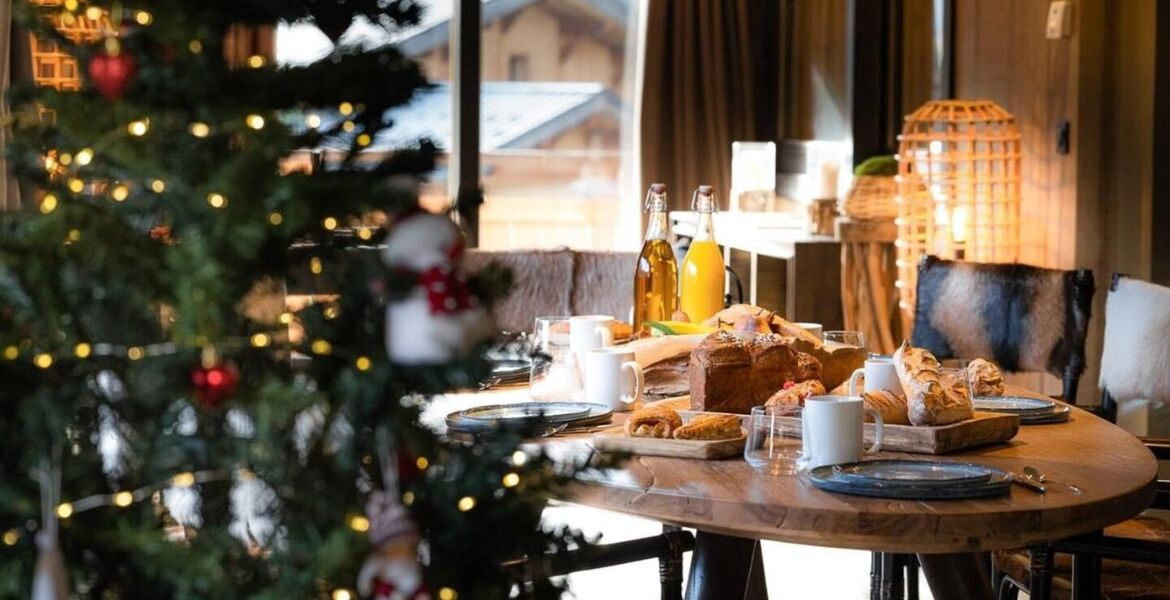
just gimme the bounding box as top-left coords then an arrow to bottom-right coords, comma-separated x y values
245,114 -> 265,130
501,473 -> 520,488
247,55 -> 265,68
356,133 -> 372,147
268,212 -> 283,226
84,6 -> 101,19
127,346 -> 145,360
332,590 -> 354,600
188,39 -> 203,54
310,339 -> 332,355
305,113 -> 322,129
134,10 -> 152,25
55,503 -> 74,519
128,119 -> 149,136
75,148 -> 93,165
438,588 -> 459,600
67,178 -> 84,193
172,472 -> 196,487
39,194 -> 58,214
355,356 -> 372,371
250,333 -> 271,348
58,153 -> 72,166
322,217 -> 338,231
456,496 -> 475,512
348,515 -> 370,532
33,353 -> 53,369
207,193 -> 227,208
339,102 -> 355,116
74,343 -> 91,359
188,122 -> 211,137
342,120 -> 356,133
113,491 -> 133,507
111,184 -> 130,202
149,179 -> 166,193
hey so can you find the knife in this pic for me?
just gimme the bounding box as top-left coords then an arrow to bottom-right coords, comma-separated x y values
1008,472 -> 1047,493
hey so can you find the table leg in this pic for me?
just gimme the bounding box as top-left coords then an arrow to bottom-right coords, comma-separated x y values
684,531 -> 767,600
917,553 -> 995,600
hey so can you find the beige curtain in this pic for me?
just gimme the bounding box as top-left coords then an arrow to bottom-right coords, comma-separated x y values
640,0 -> 780,211
1,0 -> 21,210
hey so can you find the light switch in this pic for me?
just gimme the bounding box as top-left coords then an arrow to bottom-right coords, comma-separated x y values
1046,1 -> 1072,39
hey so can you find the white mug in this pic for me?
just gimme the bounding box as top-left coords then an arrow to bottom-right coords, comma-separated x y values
848,357 -> 904,396
803,395 -> 884,468
795,322 -> 823,340
570,315 -> 614,370
584,348 -> 644,412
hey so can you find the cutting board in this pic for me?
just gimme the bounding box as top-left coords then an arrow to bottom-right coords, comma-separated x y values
651,397 -> 1019,455
592,427 -> 746,459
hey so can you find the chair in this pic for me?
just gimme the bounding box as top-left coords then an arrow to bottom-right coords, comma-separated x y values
910,255 -> 1095,401
874,256 -> 1096,599
994,274 -> 1170,600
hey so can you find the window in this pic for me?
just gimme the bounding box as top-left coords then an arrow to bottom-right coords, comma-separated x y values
275,0 -> 644,251
507,55 -> 530,81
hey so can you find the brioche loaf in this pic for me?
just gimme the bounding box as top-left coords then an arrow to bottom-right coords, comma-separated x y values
689,331 -> 821,414
892,341 -> 973,426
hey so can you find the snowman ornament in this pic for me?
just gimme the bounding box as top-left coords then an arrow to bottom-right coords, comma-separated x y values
381,212 -> 493,365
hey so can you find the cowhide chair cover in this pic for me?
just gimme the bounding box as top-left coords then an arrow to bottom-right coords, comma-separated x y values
910,255 -> 1095,400
464,248 -> 636,334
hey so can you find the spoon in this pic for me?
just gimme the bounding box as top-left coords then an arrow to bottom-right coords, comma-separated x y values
1023,465 -> 1083,495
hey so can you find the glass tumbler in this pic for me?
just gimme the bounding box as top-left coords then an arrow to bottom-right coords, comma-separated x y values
823,330 -> 867,350
744,406 -> 805,476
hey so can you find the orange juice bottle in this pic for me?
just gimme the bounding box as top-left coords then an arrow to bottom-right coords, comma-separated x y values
633,184 -> 678,332
679,185 -> 725,322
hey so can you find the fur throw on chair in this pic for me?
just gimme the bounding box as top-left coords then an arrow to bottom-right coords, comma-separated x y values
911,256 -> 1094,378
1100,277 -> 1170,402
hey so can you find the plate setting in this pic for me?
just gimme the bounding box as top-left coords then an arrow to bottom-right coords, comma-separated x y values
972,395 -> 1056,414
810,460 -> 1011,500
447,402 -> 613,435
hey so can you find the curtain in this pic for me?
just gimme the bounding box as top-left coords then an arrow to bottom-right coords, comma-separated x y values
639,0 -> 781,211
1,0 -> 21,210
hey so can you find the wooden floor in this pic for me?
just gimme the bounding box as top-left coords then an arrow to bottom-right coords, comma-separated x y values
542,504 -> 937,599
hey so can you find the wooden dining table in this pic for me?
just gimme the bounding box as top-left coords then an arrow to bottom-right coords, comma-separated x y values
425,388 -> 1159,600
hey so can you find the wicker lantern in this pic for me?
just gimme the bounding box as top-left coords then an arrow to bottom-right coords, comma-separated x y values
895,100 -> 1022,327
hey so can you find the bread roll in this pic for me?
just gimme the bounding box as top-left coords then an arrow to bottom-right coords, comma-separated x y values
624,405 -> 683,438
861,390 -> 911,425
892,340 -> 973,426
673,414 -> 742,440
765,380 -> 826,407
966,358 -> 1005,397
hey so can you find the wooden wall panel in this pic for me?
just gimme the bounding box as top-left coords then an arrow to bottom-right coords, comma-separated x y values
953,0 -> 1079,269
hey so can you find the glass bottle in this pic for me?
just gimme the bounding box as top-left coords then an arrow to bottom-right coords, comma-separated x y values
679,185 -> 725,322
633,183 -> 679,332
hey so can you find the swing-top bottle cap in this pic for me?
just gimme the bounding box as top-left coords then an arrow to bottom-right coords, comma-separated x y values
645,183 -> 668,211
691,185 -> 718,212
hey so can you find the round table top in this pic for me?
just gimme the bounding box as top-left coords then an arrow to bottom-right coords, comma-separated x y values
428,389 -> 1159,554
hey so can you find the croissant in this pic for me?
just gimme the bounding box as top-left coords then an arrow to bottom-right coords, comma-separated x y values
672,414 -> 742,440
624,405 -> 683,438
893,340 -> 973,426
765,380 -> 826,408
966,358 -> 1005,397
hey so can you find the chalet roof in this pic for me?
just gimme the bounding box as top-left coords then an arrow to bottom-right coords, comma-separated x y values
312,81 -> 621,153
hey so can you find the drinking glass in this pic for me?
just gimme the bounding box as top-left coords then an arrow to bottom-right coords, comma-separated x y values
530,316 -> 583,401
533,316 -> 572,354
823,330 -> 866,350
744,406 -> 805,476
939,366 -> 972,399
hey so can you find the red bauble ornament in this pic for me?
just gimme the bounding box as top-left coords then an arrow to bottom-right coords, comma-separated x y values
88,50 -> 137,99
191,360 -> 239,409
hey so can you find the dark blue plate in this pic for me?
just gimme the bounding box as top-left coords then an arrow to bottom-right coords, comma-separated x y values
831,460 -> 994,488
809,464 -> 1011,500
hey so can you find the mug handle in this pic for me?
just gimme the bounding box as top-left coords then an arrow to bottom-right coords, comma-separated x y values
848,368 -> 865,396
596,325 -> 614,347
620,361 -> 644,404
864,408 -> 884,454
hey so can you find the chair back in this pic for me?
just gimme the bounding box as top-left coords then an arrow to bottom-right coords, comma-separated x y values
1099,274 -> 1170,418
910,255 -> 1094,400
464,248 -> 636,333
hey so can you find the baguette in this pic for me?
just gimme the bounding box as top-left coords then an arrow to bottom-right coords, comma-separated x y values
892,340 -> 973,426
861,389 -> 911,425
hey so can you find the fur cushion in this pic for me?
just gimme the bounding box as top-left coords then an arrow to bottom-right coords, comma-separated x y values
571,251 -> 637,321
911,256 -> 1094,376
1101,277 -> 1170,402
464,248 -> 575,333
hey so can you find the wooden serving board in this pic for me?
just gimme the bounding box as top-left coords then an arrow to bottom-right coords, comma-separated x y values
592,427 -> 746,460
650,397 -> 1020,455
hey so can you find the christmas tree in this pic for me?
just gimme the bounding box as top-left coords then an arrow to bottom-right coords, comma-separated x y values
1,2 -> 593,598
